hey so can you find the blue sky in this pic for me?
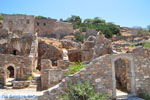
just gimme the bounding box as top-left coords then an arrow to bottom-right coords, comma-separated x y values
0,0 -> 150,28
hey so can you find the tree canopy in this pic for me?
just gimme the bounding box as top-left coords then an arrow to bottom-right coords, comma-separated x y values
64,15 -> 120,38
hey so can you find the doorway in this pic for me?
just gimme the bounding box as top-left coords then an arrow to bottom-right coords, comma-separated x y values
6,66 -> 15,86
115,58 -> 131,98
112,56 -> 136,99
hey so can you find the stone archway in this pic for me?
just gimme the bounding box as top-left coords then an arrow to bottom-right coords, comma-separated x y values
4,64 -> 16,85
111,54 -> 136,98
7,66 -> 15,78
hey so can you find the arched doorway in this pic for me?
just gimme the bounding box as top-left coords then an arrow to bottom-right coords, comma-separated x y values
7,66 -> 15,78
5,66 -> 16,86
111,54 -> 136,98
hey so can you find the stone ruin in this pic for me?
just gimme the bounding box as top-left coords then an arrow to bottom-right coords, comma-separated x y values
39,53 -> 150,100
0,14 -> 149,100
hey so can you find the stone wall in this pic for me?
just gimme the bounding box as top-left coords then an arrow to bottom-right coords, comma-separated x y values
35,18 -> 73,39
0,33 -> 36,56
39,53 -> 150,100
2,14 -> 35,33
94,34 -> 112,57
40,59 -> 66,90
12,81 -> 30,89
133,55 -> 150,94
131,48 -> 150,58
34,18 -> 56,36
38,54 -> 113,100
38,40 -> 63,68
0,54 -> 32,86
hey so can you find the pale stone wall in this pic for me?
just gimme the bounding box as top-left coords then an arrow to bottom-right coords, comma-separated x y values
2,14 -> 35,33
35,18 -> 73,39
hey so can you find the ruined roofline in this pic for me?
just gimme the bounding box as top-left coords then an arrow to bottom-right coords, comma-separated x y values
1,13 -> 57,21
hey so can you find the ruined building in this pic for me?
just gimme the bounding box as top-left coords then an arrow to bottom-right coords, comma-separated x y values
2,14 -> 73,38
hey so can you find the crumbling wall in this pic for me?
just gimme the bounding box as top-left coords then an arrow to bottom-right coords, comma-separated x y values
35,18 -> 73,39
0,33 -> 36,56
38,53 -> 150,100
38,55 -> 113,100
38,40 -> 63,68
2,14 -> 35,33
40,59 -> 66,90
94,34 -> 112,57
0,54 -> 32,86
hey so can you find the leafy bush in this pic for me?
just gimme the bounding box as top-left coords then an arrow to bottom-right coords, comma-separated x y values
36,16 -> 47,19
74,33 -> 85,42
61,81 -> 111,100
64,16 -> 120,38
139,93 -> 150,100
0,15 -> 4,20
67,62 -> 85,75
143,42 -> 150,48
22,75 -> 33,81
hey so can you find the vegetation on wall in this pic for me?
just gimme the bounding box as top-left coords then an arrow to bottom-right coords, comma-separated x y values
143,42 -> 150,48
67,62 -> 85,75
61,81 -> 111,100
64,15 -> 121,38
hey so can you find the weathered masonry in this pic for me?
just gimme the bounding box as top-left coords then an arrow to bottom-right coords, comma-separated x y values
2,14 -> 73,38
39,53 -> 150,100
0,54 -> 32,86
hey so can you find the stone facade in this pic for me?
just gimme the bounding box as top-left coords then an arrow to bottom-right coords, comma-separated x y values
2,14 -> 74,39
3,14 -> 35,33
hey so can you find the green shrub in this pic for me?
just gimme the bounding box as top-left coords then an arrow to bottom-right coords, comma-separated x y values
36,16 -> 47,19
74,33 -> 85,42
139,93 -> 150,100
23,75 -> 34,81
80,27 -> 87,32
67,62 -> 85,75
0,15 -> 4,20
61,81 -> 111,100
143,42 -> 150,48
